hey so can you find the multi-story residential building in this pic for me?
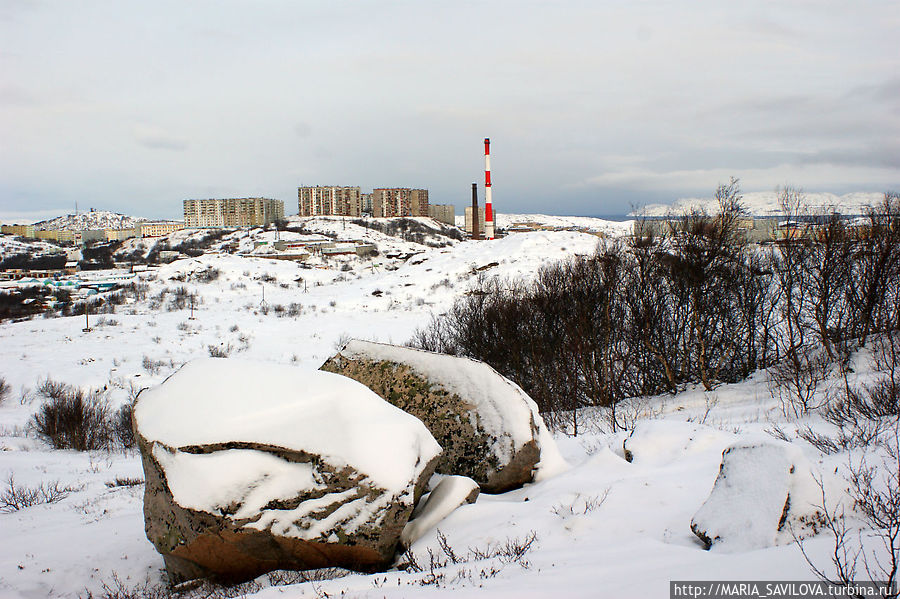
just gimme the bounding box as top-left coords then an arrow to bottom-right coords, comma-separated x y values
1,224 -> 36,238
298,186 -> 362,217
105,228 -> 138,242
137,221 -> 184,237
183,198 -> 284,228
372,188 -> 429,218
428,204 -> 455,226
360,193 -> 373,215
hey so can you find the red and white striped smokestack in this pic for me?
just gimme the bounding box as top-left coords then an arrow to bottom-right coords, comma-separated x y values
484,138 -> 494,240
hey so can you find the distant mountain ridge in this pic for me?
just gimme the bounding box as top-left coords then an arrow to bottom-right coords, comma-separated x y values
33,211 -> 146,231
634,191 -> 887,217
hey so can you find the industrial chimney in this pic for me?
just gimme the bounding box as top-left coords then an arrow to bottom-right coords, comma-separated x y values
484,138 -> 494,240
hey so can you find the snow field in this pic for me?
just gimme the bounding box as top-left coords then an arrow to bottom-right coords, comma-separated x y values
0,219 -> 893,597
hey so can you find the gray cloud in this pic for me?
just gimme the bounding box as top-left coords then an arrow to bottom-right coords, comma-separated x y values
133,124 -> 188,151
0,1 -> 898,219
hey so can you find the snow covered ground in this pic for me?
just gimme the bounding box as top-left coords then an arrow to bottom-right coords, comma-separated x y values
0,219 -> 894,598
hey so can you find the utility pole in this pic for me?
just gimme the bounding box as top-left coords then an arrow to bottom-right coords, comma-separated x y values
82,303 -> 92,332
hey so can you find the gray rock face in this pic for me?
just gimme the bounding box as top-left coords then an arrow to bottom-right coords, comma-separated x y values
134,359 -> 441,583
321,340 -> 563,493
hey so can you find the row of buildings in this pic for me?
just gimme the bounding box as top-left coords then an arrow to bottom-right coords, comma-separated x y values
297,186 -> 455,225
183,197 -> 285,228
1,222 -> 184,244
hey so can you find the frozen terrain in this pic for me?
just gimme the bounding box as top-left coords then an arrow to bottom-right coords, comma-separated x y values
0,216 -> 895,598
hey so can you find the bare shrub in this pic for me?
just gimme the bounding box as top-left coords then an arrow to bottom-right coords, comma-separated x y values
400,529 -> 539,585
142,355 -> 166,375
550,489 -> 610,517
105,477 -> 143,488
112,403 -> 135,450
0,376 -> 10,405
768,346 -> 832,418
208,344 -> 232,358
0,474 -> 78,512
796,427 -> 900,598
30,382 -> 111,450
193,266 -> 221,283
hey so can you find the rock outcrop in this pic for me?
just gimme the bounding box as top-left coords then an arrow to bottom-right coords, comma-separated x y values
321,340 -> 566,493
134,358 -> 442,583
690,442 -> 826,552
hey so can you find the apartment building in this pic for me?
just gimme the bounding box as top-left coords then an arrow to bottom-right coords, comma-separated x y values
1,224 -> 36,238
372,188 -> 429,218
138,221 -> 184,237
428,204 -> 455,226
183,198 -> 284,228
298,186 -> 362,217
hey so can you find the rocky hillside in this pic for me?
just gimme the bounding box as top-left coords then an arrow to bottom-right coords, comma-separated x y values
33,210 -> 146,231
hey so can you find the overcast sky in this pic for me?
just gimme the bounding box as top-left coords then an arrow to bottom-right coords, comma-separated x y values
1,1 -> 898,221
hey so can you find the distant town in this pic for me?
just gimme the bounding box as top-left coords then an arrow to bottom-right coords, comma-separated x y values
0,184 -> 490,242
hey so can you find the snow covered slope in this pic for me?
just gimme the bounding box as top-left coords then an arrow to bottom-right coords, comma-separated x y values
636,191 -> 886,217
33,211 -> 146,231
0,225 -> 893,598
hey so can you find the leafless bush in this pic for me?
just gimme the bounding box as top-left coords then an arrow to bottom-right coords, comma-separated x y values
0,473 -> 78,512
112,403 -> 135,449
84,567 -> 349,599
550,489 -> 610,517
38,377 -> 70,401
142,355 -> 167,375
105,477 -> 143,488
192,266 -> 221,283
0,376 -> 10,405
768,345 -> 832,418
30,382 -> 111,450
796,427 -> 900,598
208,344 -> 232,358
333,333 -> 351,351
401,529 -> 538,576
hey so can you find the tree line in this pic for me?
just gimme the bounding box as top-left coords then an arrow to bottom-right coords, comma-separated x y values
411,181 -> 900,432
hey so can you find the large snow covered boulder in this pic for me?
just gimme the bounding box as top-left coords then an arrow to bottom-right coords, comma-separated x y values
134,358 -> 442,583
320,340 -> 566,493
690,442 -> 826,552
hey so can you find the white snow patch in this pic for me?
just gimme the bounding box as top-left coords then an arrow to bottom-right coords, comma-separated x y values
401,475 -> 479,547
135,358 -> 442,494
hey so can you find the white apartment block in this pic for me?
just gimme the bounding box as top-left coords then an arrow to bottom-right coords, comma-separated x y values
138,221 -> 184,237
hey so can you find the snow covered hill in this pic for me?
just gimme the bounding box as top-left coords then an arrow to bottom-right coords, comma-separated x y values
33,211 -> 146,231
0,225 -> 895,598
635,191 -> 886,217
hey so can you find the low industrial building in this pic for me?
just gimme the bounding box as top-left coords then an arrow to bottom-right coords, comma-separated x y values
465,206 -> 485,236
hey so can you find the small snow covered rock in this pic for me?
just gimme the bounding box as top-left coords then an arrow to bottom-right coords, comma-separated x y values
134,358 -> 442,583
321,340 -> 566,493
401,475 -> 480,547
690,442 -> 826,552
